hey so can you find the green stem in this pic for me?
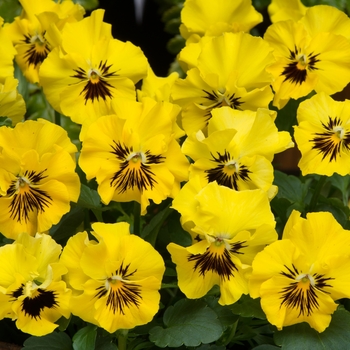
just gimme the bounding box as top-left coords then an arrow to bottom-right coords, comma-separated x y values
133,201 -> 141,236
309,175 -> 327,211
54,110 -> 61,125
117,329 -> 128,350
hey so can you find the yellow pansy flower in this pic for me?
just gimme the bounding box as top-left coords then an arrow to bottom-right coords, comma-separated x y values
168,182 -> 277,305
0,120 -> 80,239
60,222 -> 165,332
79,98 -> 189,215
39,9 -> 148,125
0,232 -> 71,336
172,32 -> 275,135
294,92 -> 350,176
250,210 -> 350,332
4,0 -> 84,84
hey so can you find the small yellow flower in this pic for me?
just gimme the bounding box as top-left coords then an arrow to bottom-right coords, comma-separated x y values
4,0 -> 84,83
294,92 -> 350,176
182,107 -> 293,195
172,32 -> 274,134
60,222 -> 165,332
250,210 -> 350,332
0,232 -> 71,336
39,9 -> 148,125
0,120 -> 80,239
265,6 -> 350,108
79,98 -> 189,214
168,182 -> 277,305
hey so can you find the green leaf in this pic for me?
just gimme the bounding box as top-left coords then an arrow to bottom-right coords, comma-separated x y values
56,315 -> 71,332
149,299 -> 223,348
0,0 -> 22,22
141,204 -> 173,245
328,173 -> 350,205
252,345 -> 280,350
274,308 -> 350,350
49,206 -> 84,242
273,93 -> 314,136
74,0 -> 99,11
204,296 -> 239,328
77,184 -> 101,209
0,117 -> 13,127
23,332 -> 73,350
195,345 -> 226,350
273,170 -> 309,205
72,324 -> 97,350
229,295 -> 266,320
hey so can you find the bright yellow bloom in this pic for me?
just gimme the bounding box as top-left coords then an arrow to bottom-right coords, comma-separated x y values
4,0 -> 84,84
180,0 -> 262,42
172,32 -> 274,135
0,77 -> 26,125
79,97 -> 189,215
0,232 -> 71,336
250,210 -> 350,332
265,6 -> 350,108
182,107 -> 293,196
268,0 -> 307,23
60,222 -> 165,332
39,9 -> 148,125
294,92 -> 350,176
0,120 -> 80,239
168,182 -> 277,305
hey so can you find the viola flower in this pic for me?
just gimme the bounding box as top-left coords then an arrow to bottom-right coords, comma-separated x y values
79,97 -> 189,215
168,182 -> 277,305
0,232 -> 71,336
249,210 -> 350,332
0,77 -> 26,125
39,9 -> 148,125
171,32 -> 275,135
182,107 -> 293,196
294,92 -> 350,176
0,120 -> 80,239
180,0 -> 262,41
264,6 -> 350,108
4,0 -> 84,84
60,222 -> 165,332
268,0 -> 307,23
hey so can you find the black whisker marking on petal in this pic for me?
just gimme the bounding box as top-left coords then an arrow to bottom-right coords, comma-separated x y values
109,141 -> 165,193
21,289 -> 58,320
188,245 -> 240,280
70,60 -> 119,104
6,169 -> 52,223
205,150 -> 251,190
22,33 -> 51,67
279,264 -> 334,317
311,116 -> 350,161
201,90 -> 243,122
281,46 -> 320,85
94,261 -> 142,315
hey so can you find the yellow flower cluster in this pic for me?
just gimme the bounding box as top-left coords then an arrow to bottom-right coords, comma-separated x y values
0,0 -> 350,340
